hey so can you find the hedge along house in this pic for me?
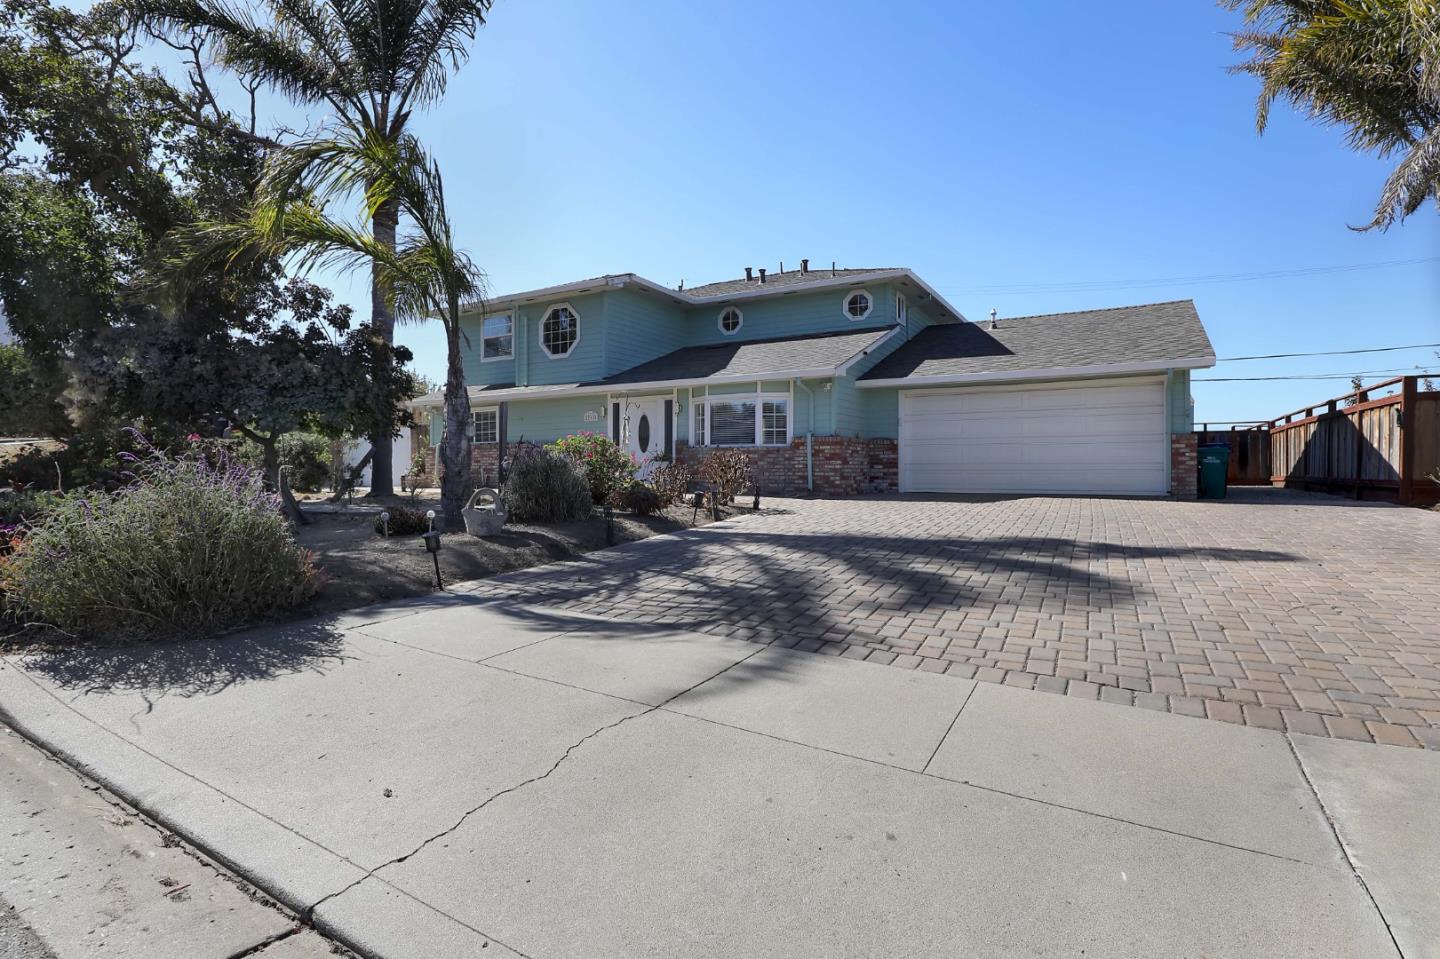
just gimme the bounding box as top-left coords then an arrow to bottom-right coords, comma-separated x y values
407,264 -> 1216,498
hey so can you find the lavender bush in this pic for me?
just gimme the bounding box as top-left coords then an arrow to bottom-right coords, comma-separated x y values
0,435 -> 316,640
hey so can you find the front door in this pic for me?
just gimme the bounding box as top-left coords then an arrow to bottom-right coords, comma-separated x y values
621,398 -> 666,478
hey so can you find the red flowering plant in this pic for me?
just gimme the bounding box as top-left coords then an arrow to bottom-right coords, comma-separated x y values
547,432 -> 636,505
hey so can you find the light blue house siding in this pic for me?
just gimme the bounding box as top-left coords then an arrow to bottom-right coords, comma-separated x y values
604,289 -> 688,373
683,284 -> 903,345
460,291 -> 613,389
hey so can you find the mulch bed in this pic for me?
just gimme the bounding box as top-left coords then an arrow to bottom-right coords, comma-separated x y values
294,501 -> 741,617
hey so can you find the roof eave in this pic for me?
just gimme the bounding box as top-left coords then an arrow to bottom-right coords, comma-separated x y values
459,269 -> 967,321
857,355 -> 1218,389
408,366 -> 844,409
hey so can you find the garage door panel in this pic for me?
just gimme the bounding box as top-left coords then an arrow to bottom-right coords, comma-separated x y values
907,412 -> 1163,442
899,381 -> 1168,495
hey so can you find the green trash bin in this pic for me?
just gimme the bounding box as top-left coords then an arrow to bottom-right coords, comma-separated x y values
1197,443 -> 1230,500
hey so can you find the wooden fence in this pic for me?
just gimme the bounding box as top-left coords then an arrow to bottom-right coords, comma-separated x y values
1194,426 -> 1272,486
1263,376 -> 1439,504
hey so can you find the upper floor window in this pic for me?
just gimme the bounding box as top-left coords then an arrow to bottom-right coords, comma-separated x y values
470,407 -> 498,444
540,304 -> 579,358
844,289 -> 873,321
481,314 -> 512,360
896,293 -> 908,328
718,306 -> 743,336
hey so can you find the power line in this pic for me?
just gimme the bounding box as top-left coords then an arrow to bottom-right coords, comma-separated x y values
941,256 -> 1440,296
1218,342 -> 1440,362
1195,370 -> 1438,382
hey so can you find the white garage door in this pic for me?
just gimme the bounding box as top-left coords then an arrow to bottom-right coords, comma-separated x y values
899,378 -> 1169,495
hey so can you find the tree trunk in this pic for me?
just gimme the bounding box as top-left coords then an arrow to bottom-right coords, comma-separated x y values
366,197 -> 400,497
258,434 -> 308,526
439,304 -> 472,532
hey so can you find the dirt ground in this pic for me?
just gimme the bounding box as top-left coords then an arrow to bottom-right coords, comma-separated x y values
295,499 -> 742,617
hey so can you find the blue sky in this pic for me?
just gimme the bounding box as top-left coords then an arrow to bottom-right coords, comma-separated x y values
209,0 -> 1440,422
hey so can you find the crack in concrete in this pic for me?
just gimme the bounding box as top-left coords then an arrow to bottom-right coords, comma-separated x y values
301,645 -> 768,939
1284,733 -> 1407,958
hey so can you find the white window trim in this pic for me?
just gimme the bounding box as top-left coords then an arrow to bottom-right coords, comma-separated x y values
693,391 -> 792,448
471,406 -> 499,444
896,292 -> 907,329
538,302 -> 581,359
717,306 -> 743,336
843,288 -> 874,322
480,313 -> 514,363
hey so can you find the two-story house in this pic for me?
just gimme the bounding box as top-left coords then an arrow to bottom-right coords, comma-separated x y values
408,262 -> 1215,498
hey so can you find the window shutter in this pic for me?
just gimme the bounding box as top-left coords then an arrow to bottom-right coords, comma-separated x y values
664,400 -> 674,456
611,403 -> 620,443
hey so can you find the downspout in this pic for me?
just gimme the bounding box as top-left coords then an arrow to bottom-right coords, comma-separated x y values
1164,368 -> 1174,496
794,379 -> 815,492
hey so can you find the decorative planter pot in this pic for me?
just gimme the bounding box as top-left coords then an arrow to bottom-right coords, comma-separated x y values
462,487 -> 507,537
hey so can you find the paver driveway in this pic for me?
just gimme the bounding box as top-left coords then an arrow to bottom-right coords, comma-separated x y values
461,489 -> 1440,747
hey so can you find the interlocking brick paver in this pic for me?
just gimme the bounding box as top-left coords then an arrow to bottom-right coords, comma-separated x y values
465,488 -> 1440,748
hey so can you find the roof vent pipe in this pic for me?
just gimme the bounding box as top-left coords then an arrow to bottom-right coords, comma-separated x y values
989,308 -> 999,330
758,268 -> 767,284
801,258 -> 809,274
744,267 -> 753,282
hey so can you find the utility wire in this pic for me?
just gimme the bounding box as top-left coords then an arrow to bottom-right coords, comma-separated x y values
1195,370 -> 1438,382
942,256 -> 1440,296
1217,342 -> 1440,362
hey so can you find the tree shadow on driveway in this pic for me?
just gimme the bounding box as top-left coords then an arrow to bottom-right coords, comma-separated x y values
461,525 -> 1305,651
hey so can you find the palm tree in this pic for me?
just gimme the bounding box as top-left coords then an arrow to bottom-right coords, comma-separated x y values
156,129 -> 485,530
137,0 -> 494,493
1226,0 -> 1440,229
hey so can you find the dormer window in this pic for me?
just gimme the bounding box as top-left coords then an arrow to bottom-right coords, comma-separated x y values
896,293 -> 908,328
481,314 -> 512,360
540,303 -> 579,358
718,306 -> 743,336
843,289 -> 873,321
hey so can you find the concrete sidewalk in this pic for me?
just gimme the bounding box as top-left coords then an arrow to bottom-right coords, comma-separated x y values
1,595 -> 1435,958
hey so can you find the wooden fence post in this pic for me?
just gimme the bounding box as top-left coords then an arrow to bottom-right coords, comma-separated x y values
1399,376 -> 1418,506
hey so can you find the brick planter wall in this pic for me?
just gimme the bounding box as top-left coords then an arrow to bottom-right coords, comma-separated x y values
1170,433 -> 1198,499
675,437 -> 898,497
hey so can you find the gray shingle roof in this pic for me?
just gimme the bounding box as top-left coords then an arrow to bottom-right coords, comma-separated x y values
684,267 -> 902,299
603,326 -> 895,384
409,326 -> 898,405
859,300 -> 1214,381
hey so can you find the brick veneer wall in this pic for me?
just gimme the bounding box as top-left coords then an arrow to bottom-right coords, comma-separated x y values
675,437 -> 898,497
409,440 -> 516,489
1170,432 -> 1198,499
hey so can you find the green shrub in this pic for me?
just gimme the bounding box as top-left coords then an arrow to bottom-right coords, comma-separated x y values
698,449 -> 753,502
374,506 -> 432,536
648,461 -> 693,506
503,447 -> 593,523
610,481 -> 663,516
548,432 -> 636,505
1,437 -> 316,640
238,432 -> 333,492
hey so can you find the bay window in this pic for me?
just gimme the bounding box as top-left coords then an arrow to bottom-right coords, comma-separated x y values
691,393 -> 789,447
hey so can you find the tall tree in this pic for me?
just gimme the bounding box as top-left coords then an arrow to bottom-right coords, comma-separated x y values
1226,0 -> 1440,229
136,0 -> 494,495
156,129 -> 485,529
